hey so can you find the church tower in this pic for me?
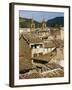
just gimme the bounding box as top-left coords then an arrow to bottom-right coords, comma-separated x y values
41,17 -> 46,30
31,17 -> 35,32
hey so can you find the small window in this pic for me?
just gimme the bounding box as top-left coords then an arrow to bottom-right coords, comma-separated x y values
31,45 -> 34,48
40,44 -> 42,48
33,53 -> 37,57
39,53 -> 43,56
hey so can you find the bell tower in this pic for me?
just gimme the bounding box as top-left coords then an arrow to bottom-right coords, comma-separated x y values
42,17 -> 46,30
31,17 -> 35,32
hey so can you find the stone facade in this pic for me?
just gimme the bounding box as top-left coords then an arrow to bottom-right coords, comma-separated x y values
19,34 -> 33,73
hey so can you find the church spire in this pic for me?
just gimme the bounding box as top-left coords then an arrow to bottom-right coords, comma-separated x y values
42,16 -> 46,30
31,17 -> 35,32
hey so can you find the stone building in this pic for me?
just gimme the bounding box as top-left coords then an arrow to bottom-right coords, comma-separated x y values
49,40 -> 64,66
19,33 -> 33,73
50,28 -> 61,40
19,17 -> 64,75
22,32 -> 43,58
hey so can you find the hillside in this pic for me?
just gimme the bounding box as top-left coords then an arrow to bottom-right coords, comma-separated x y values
19,17 -> 41,28
19,17 -> 64,28
47,17 -> 64,27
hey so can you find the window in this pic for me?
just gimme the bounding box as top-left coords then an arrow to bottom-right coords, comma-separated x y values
39,53 -> 43,56
33,53 -> 37,57
37,46 -> 40,48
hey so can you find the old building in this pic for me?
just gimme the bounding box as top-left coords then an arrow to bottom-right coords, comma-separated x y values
30,17 -> 50,41
38,18 -> 50,39
31,48 -> 57,72
49,40 -> 64,66
50,29 -> 61,40
19,33 -> 33,73
22,32 -> 44,58
19,16 -> 64,79
50,27 -> 64,40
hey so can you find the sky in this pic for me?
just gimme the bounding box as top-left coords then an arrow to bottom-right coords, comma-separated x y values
19,10 -> 64,22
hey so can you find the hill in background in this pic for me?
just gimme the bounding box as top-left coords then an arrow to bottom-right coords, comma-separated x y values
19,17 -> 64,28
47,17 -> 64,27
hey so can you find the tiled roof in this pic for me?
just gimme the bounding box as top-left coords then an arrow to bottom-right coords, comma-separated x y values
51,51 -> 64,61
19,32 -> 43,44
32,51 -> 56,62
44,40 -> 64,48
50,30 -> 60,35
42,68 -> 64,77
19,71 -> 42,79
46,62 -> 63,69
54,40 -> 64,48
44,40 -> 55,48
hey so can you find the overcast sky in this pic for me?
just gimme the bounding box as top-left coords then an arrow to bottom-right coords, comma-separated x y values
19,10 -> 64,22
